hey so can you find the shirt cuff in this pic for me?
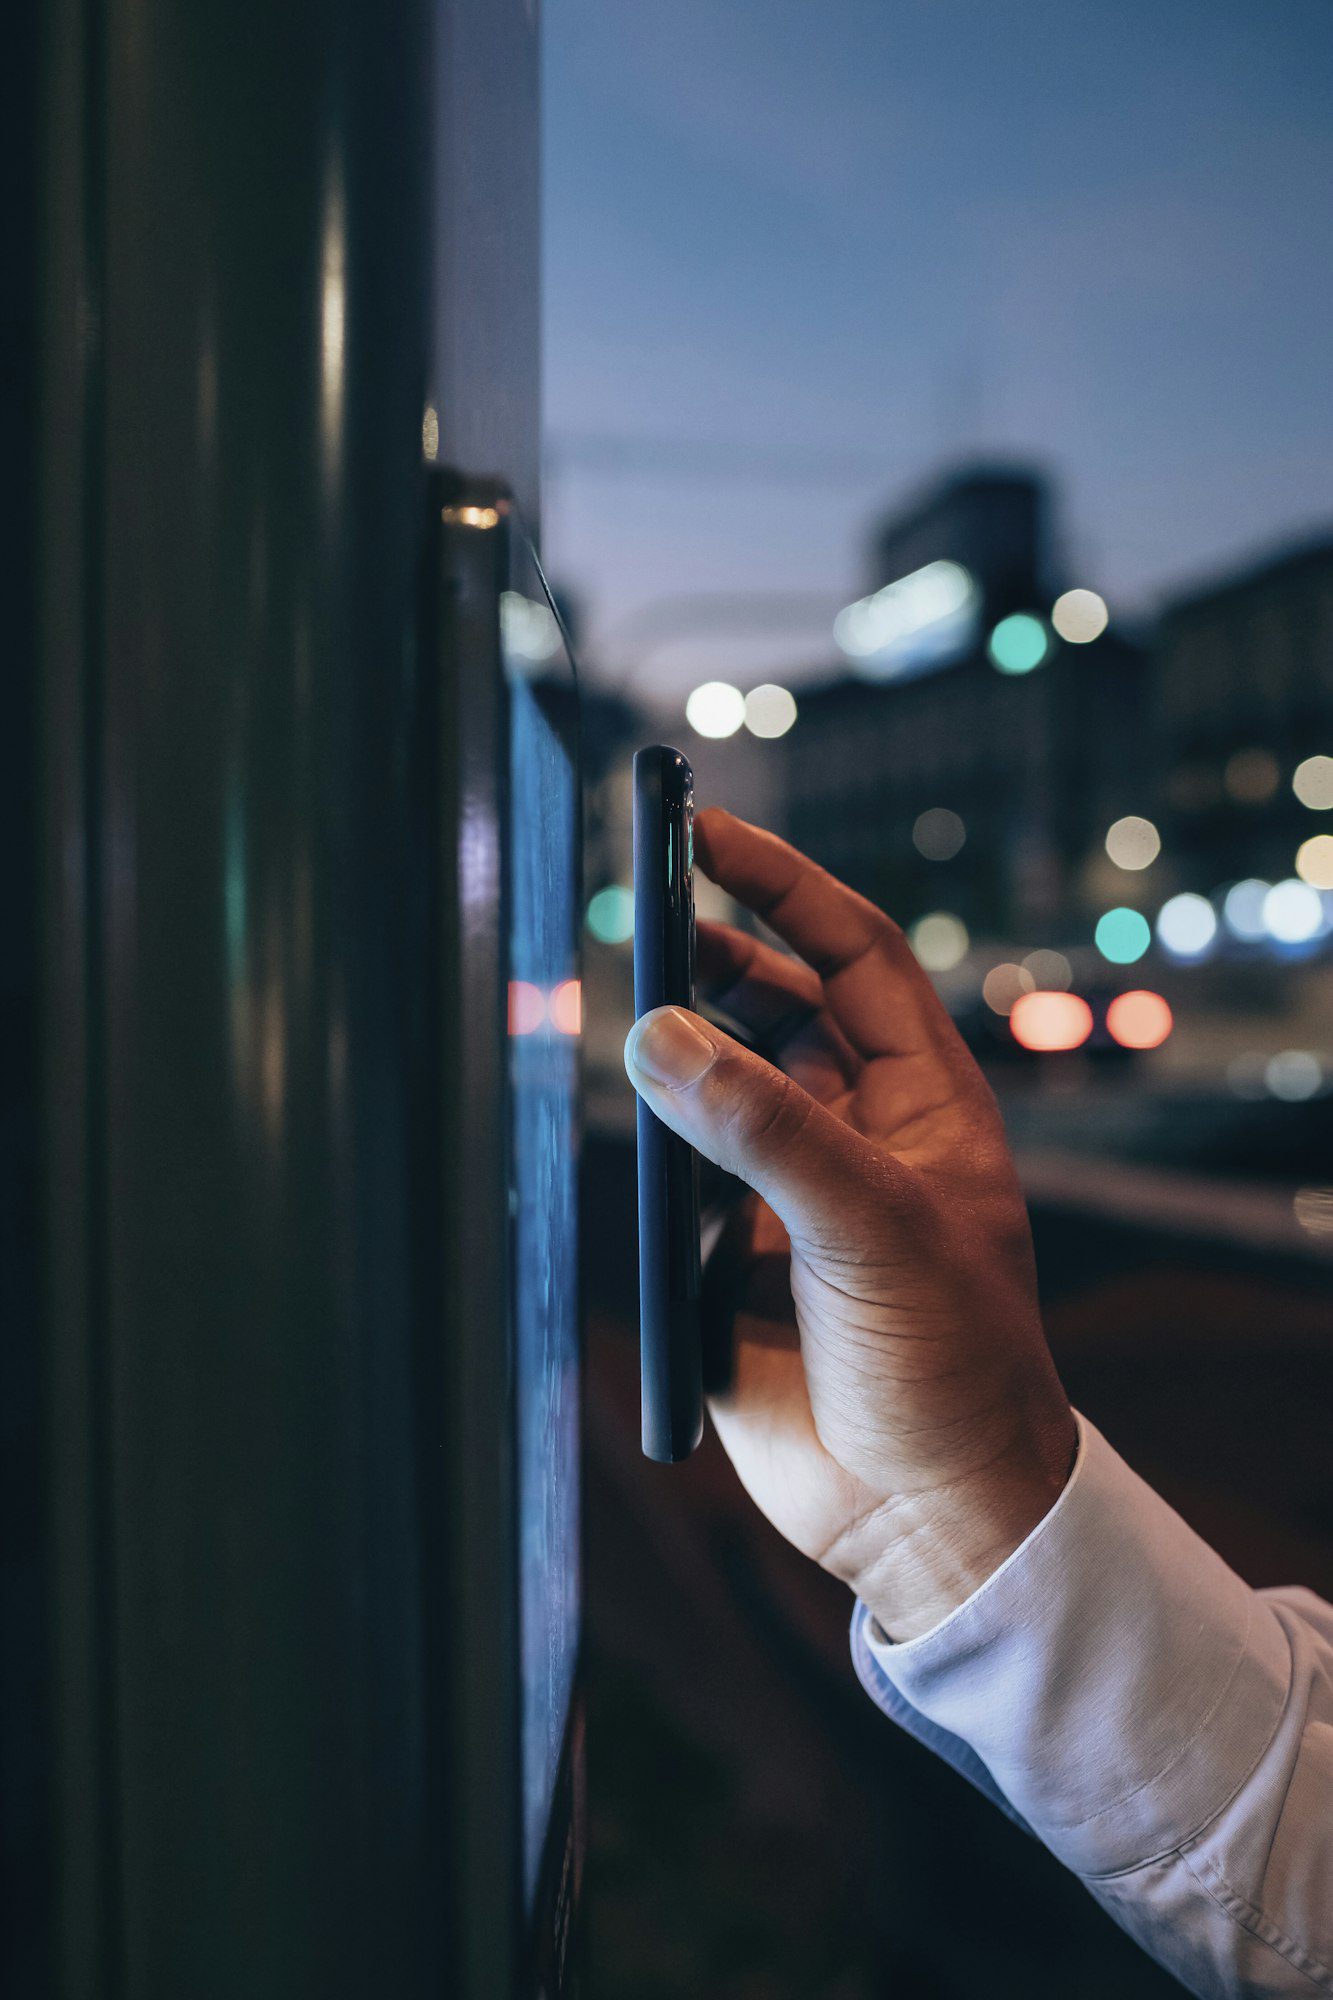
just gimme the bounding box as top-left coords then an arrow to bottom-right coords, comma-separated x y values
857,1412 -> 1293,1876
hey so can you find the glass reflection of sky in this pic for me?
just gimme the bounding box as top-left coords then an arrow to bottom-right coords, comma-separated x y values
508,606 -> 580,1909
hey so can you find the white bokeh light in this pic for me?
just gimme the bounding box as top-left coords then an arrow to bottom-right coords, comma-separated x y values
1295,835 -> 1333,890
1265,1050 -> 1324,1101
1293,754 -> 1333,810
1051,588 -> 1109,643
910,912 -> 970,972
912,808 -> 966,860
1263,878 -> 1323,944
743,684 -> 797,738
1156,892 -> 1216,956
1104,815 -> 1161,871
685,681 -> 745,739
1223,879 -> 1271,940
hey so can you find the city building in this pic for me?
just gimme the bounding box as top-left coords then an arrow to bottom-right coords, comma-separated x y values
1153,536 -> 1333,893
777,463 -> 1148,944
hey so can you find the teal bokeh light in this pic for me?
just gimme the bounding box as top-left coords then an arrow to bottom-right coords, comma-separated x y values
1095,906 -> 1151,964
987,613 -> 1050,675
586,883 -> 634,944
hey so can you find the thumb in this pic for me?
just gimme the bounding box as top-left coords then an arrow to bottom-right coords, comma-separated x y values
624,1006 -> 901,1249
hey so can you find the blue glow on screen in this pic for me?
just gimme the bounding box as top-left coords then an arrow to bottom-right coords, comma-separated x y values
508,630 -> 580,1908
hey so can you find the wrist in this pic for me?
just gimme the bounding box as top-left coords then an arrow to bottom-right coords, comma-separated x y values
843,1406 -> 1079,1644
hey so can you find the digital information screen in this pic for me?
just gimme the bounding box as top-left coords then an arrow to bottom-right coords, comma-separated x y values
503,564 -> 581,1910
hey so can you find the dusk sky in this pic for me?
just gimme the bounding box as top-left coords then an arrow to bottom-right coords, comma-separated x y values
542,0 -> 1333,698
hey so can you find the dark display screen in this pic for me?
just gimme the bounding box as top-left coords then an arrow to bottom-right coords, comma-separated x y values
503,560 -> 581,1909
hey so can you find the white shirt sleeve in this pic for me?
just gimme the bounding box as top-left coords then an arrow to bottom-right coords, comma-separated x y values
852,1413 -> 1333,1998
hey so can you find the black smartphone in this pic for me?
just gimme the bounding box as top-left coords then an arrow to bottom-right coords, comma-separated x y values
633,744 -> 704,1463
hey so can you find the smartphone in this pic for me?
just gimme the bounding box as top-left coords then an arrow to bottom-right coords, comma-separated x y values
633,744 -> 704,1462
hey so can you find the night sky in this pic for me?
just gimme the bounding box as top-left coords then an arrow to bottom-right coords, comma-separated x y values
543,0 -> 1333,697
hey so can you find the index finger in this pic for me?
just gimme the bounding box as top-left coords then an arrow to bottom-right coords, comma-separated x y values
693,808 -> 955,1061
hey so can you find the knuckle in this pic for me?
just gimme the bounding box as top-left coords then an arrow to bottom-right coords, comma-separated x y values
724,1062 -> 813,1159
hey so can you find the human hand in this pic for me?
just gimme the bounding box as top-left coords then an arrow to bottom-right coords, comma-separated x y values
623,809 -> 1077,1641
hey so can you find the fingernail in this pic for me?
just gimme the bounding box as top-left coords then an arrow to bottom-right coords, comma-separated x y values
628,1008 -> 718,1089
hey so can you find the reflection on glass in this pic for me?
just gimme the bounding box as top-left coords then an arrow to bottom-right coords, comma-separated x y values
507,549 -> 580,1908
320,163 -> 346,481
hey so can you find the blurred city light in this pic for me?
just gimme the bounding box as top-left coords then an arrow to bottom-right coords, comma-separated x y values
508,980 -> 545,1036
1295,834 -> 1333,889
1009,991 -> 1094,1051
1293,1188 -> 1333,1238
445,504 -> 501,530
1293,754 -> 1333,810
1223,746 -> 1280,804
909,911 -> 970,971
982,962 -> 1034,1015
987,613 -> 1049,675
743,683 -> 797,738
833,560 -> 978,678
1104,814 -> 1161,870
1022,948 -> 1072,990
1156,892 -> 1217,957
1095,906 -> 1151,963
1050,589 -> 1109,643
586,884 -> 634,944
549,978 -> 583,1036
1223,878 -> 1272,940
1263,877 -> 1323,943
500,589 -> 562,665
1265,1050 -> 1324,1101
912,806 -> 966,860
1106,990 -> 1174,1049
685,680 -> 745,739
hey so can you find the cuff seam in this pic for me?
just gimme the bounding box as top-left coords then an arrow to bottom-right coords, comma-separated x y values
1054,1589 -> 1276,1838
1176,1847 -> 1333,1991
1079,1612 -> 1294,1879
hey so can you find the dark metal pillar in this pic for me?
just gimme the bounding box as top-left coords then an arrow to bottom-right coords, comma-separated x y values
17,0 -> 539,1993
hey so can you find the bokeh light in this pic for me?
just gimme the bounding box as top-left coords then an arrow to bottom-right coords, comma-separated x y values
1263,878 -> 1323,944
987,613 -> 1049,675
1104,815 -> 1161,870
1010,991 -> 1094,1051
1295,834 -> 1333,890
1293,1188 -> 1333,1237
834,559 -> 977,670
1050,589 -> 1108,643
586,884 -> 634,944
1223,746 -> 1279,804
1156,892 -> 1217,957
685,681 -> 745,739
500,590 -> 561,665
508,980 -> 545,1036
912,807 -> 966,860
909,911 -> 970,971
1223,878 -> 1271,940
744,683 -> 797,738
549,978 -> 583,1036
1095,906 -> 1151,964
1022,948 -> 1072,990
1265,1050 -> 1324,1101
1106,990 -> 1173,1049
982,962 -> 1034,1015
1293,755 -> 1333,810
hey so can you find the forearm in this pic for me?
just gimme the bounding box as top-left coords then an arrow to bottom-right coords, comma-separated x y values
852,1417 -> 1333,1997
